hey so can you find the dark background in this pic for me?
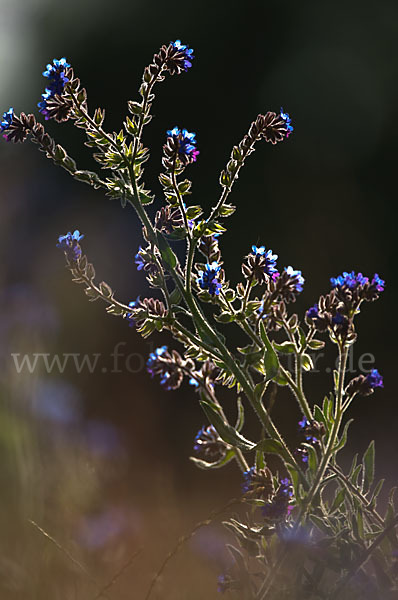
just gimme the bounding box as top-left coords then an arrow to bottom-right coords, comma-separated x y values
0,1 -> 397,598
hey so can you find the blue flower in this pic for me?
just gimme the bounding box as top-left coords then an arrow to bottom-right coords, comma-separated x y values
171,40 -> 194,70
366,369 -> 383,389
127,297 -> 140,327
261,477 -> 293,520
306,303 -> 319,320
197,261 -> 222,296
57,230 -> 84,261
166,126 -> 199,162
280,108 -> 293,137
1,107 -> 14,136
332,312 -> 346,325
371,273 -> 385,292
242,466 -> 256,494
38,57 -> 70,120
330,271 -> 369,290
298,417 -> 309,430
284,266 -> 304,292
146,346 -> 168,376
251,245 -> 278,276
135,248 -> 145,271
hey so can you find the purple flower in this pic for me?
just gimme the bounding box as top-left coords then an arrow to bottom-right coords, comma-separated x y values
166,126 -> 199,162
251,245 -> 278,276
242,466 -> 256,494
280,108 -> 293,137
284,266 -> 304,292
135,247 -> 145,271
171,40 -> 194,70
306,303 -> 319,319
197,261 -> 222,296
330,271 -> 369,290
127,297 -> 140,327
146,346 -> 168,376
57,230 -> 83,261
1,107 -> 14,139
371,273 -> 385,292
38,57 -> 70,120
366,369 -> 383,389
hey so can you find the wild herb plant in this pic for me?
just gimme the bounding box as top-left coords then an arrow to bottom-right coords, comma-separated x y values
2,42 -> 397,599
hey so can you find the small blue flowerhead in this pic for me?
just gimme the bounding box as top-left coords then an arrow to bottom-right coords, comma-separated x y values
57,230 -> 84,261
197,261 -> 222,296
127,297 -> 140,327
38,57 -> 70,119
371,273 -> 385,292
251,245 -> 278,276
280,108 -> 293,137
298,417 -> 309,430
330,271 -> 369,290
306,303 -> 319,320
332,312 -> 346,326
171,40 -> 194,70
242,466 -> 256,494
146,345 -> 168,376
284,266 -> 305,292
166,126 -> 199,163
366,369 -> 383,389
135,247 -> 145,271
1,107 -> 14,136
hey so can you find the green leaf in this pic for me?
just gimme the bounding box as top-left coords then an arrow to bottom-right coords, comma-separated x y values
186,205 -> 203,219
273,370 -> 289,386
308,339 -> 325,350
157,233 -> 177,269
255,446 -> 266,471
309,514 -> 334,535
273,341 -> 296,354
334,418 -> 354,453
362,440 -> 375,493
219,204 -> 236,217
235,398 -> 245,432
257,438 -> 285,456
169,286 -> 182,305
331,487 -> 346,512
214,311 -> 235,324
190,449 -> 235,470
298,327 -> 307,350
301,353 -> 314,371
128,100 -> 143,115
199,398 -> 255,451
260,322 -> 279,381
302,443 -> 318,473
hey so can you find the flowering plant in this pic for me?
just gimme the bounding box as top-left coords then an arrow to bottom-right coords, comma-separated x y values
3,41 -> 397,599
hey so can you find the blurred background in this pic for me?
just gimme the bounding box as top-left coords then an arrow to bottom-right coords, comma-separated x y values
0,0 -> 397,597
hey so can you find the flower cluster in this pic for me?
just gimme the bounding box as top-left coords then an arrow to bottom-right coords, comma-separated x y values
331,270 -> 385,303
346,368 -> 384,397
38,58 -> 70,120
261,478 -> 293,521
298,417 -> 325,445
197,262 -> 222,296
242,466 -> 273,500
126,297 -> 140,327
194,425 -> 227,462
163,127 -> 199,169
171,40 -> 194,71
1,107 -> 14,139
146,346 -> 194,391
280,108 -> 294,137
243,245 -> 278,284
56,230 -> 83,262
